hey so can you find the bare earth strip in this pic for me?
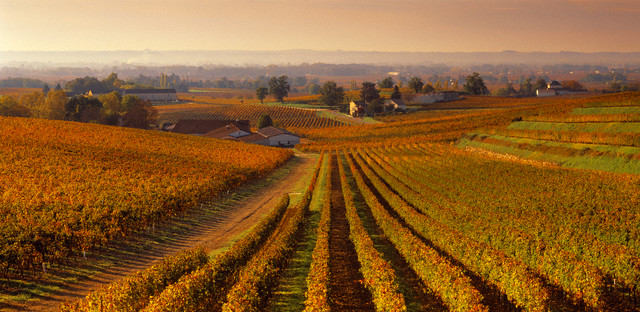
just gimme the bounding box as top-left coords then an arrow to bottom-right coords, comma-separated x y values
10,153 -> 316,312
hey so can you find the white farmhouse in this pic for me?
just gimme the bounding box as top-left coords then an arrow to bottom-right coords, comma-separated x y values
256,126 -> 301,147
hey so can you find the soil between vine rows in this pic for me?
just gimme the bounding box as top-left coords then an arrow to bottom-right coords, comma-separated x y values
341,154 -> 448,311
328,154 -> 375,312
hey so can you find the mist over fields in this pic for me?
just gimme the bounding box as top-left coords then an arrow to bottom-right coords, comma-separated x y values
3,50 -> 640,67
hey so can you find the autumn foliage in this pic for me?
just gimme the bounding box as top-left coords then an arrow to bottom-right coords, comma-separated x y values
0,117 -> 292,276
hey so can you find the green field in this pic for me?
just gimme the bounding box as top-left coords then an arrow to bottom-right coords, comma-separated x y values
572,106 -> 640,115
508,120 -> 640,133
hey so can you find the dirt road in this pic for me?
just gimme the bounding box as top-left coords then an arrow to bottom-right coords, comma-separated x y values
13,153 -> 316,312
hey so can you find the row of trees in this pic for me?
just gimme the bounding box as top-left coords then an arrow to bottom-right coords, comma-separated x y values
0,90 -> 157,129
380,76 -> 460,92
255,73 -> 490,112
494,78 -> 548,97
405,74 -> 488,95
64,72 -> 192,95
255,75 -> 347,108
255,75 -> 291,104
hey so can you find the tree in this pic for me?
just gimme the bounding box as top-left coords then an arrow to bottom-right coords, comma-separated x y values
19,92 -> 45,117
534,78 -> 548,91
408,77 -> 424,93
0,95 -> 31,117
422,83 -> 435,93
65,96 -> 103,123
256,87 -> 268,104
390,85 -> 401,100
378,77 -> 395,89
268,75 -> 290,103
367,98 -> 385,115
122,98 -> 157,129
308,83 -> 321,95
463,72 -> 489,95
121,95 -> 140,112
518,78 -> 534,97
257,113 -> 273,129
65,76 -> 107,95
43,90 -> 67,120
42,84 -> 50,95
293,76 -> 308,88
319,81 -> 345,107
102,73 -> 124,91
495,83 -> 517,97
360,82 -> 380,103
99,91 -> 124,115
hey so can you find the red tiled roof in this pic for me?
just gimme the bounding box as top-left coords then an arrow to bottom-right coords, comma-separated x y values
202,124 -> 249,139
238,133 -> 268,142
172,119 -> 250,134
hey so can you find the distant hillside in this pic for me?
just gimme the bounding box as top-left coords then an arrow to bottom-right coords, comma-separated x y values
2,50 -> 640,67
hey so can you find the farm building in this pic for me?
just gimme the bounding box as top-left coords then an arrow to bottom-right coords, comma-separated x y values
385,99 -> 407,112
548,81 -> 562,89
238,133 -> 270,145
171,119 -> 251,135
413,92 -> 460,104
202,123 -> 251,140
537,89 -> 557,97
256,126 -> 300,147
537,81 -> 587,97
119,88 -> 178,101
349,100 -> 367,117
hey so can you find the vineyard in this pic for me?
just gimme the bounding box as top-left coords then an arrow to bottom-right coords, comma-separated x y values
156,102 -> 347,130
4,91 -> 640,311
62,142 -> 640,311
460,92 -> 640,173
0,117 -> 292,291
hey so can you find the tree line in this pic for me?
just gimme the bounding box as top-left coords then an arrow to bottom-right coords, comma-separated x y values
0,90 -> 157,129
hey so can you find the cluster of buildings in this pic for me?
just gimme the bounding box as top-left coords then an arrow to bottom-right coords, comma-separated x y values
536,81 -> 585,97
165,119 -> 300,147
349,92 -> 461,117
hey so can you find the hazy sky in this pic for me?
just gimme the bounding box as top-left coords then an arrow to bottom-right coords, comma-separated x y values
1,0 -> 639,52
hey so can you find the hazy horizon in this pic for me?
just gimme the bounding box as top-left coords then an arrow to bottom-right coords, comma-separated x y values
3,50 -> 640,68
2,0 -> 640,54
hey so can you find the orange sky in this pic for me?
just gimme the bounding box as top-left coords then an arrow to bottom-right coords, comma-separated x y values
1,0 -> 639,52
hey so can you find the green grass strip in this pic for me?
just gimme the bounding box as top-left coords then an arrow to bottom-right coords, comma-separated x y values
508,121 -> 640,133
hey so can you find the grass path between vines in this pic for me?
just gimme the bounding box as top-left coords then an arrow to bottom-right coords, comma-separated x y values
8,153 -> 317,312
266,154 -> 328,312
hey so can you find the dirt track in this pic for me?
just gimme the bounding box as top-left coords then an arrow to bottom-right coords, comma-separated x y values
13,153 -> 316,312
